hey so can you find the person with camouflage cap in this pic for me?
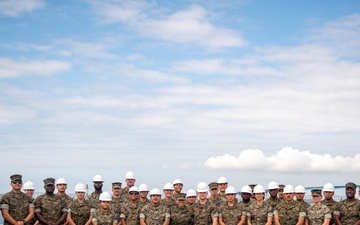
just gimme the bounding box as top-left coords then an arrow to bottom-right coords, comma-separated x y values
67,183 -> 92,225
110,182 -> 123,223
208,182 -> 226,207
34,178 -> 68,225
0,174 -> 34,225
335,182 -> 360,225
278,184 -> 285,200
218,186 -> 246,225
305,189 -> 331,225
139,188 -> 170,225
170,193 -> 194,225
120,186 -> 142,225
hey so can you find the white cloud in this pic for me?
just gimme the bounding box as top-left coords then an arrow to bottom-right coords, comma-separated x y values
0,58 -> 71,78
0,0 -> 44,17
204,147 -> 360,173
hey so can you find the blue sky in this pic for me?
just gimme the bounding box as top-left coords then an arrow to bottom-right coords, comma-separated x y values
1,0 -> 360,194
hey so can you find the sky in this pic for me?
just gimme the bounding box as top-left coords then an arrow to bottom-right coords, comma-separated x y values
1,0 -> 360,195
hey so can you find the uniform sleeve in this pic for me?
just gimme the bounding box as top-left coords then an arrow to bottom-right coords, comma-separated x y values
0,194 -> 9,210
164,206 -> 170,218
210,205 -> 218,218
33,197 -> 42,213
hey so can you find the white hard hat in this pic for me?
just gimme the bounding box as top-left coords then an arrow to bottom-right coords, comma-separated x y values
75,183 -> 86,192
225,186 -> 237,194
186,189 -> 197,197
99,191 -> 112,201
241,185 -> 252,194
93,175 -> 103,182
268,181 -> 279,190
129,186 -> 139,193
323,183 -> 335,192
283,185 -> 295,194
173,179 -> 183,185
217,177 -> 227,184
163,183 -> 174,190
149,188 -> 162,196
254,185 -> 266,193
125,171 -> 136,179
295,185 -> 306,193
23,181 -> 35,190
56,178 -> 67,185
197,182 -> 208,192
139,184 -> 149,192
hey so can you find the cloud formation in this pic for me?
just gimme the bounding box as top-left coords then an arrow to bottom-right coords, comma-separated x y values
0,0 -> 44,17
204,147 -> 360,173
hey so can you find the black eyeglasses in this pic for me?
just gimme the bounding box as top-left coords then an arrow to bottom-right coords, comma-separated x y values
12,181 -> 22,184
129,192 -> 139,195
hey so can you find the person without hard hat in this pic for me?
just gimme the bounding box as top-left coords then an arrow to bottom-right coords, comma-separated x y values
273,185 -> 306,225
193,182 -> 218,225
218,186 -> 246,225
120,186 -> 141,225
321,183 -> 340,225
0,174 -> 34,225
305,189 -> 331,225
34,178 -> 68,225
186,189 -> 197,207
138,184 -> 151,208
208,181 -> 224,207
67,183 -> 92,225
248,185 -> 273,225
122,171 -> 136,202
278,184 -> 285,200
140,188 -> 170,225
295,185 -> 310,209
161,183 -> 176,208
170,193 -> 193,224
109,182 -> 122,223
87,174 -> 104,210
92,192 -> 117,225
335,182 -> 360,225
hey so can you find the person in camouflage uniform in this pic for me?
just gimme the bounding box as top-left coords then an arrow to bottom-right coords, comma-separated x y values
321,183 -> 340,225
193,182 -> 218,225
122,171 -> 136,203
218,186 -> 246,225
87,175 -> 104,211
67,183 -> 92,225
278,185 -> 285,201
305,189 -> 331,225
295,185 -> 310,212
161,183 -> 176,208
138,184 -> 150,208
170,193 -> 194,225
173,179 -> 185,200
218,177 -> 228,202
23,181 -> 37,225
0,174 -> 34,225
186,189 -> 197,208
274,185 -> 306,225
56,178 -> 73,212
110,182 -> 123,223
92,192 -> 117,225
239,185 -> 252,212
208,182 -> 226,207
247,185 -> 273,225
139,188 -> 170,225
34,178 -> 68,225
265,182 -> 282,210
335,182 -> 360,225
120,186 -> 141,225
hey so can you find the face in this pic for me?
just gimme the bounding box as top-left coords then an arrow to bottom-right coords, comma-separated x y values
323,191 -> 334,200
100,201 -> 110,209
174,183 -> 183,193
312,194 -> 322,203
11,180 -> 22,191
255,193 -> 265,201
269,189 -> 278,198
112,187 -> 122,197
163,189 -> 173,198
129,191 -> 139,201
218,183 -> 228,192
210,188 -> 218,196
150,194 -> 161,204
76,191 -> 85,200
176,198 -> 185,207
284,193 -> 294,202
295,193 -> 305,201
278,190 -> 284,199
24,189 -> 34,197
94,182 -> 103,191
241,192 -> 251,201
345,187 -> 355,198
126,179 -> 135,187
140,191 -> 149,198
187,196 -> 196,204
45,184 -> 55,193
56,184 -> 67,192
226,193 -> 236,202
197,191 -> 208,200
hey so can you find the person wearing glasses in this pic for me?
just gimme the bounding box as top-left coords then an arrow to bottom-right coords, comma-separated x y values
305,189 -> 330,225
120,186 -> 142,225
0,174 -> 34,225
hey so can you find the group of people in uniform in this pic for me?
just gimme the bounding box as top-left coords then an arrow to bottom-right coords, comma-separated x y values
1,171 -> 360,225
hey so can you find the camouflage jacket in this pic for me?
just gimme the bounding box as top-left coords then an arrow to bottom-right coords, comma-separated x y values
87,192 -> 101,210
160,198 -> 176,208
306,204 -> 331,225
274,201 -> 306,225
0,191 -> 34,225
321,199 -> 340,225
34,193 -> 67,225
170,205 -> 194,225
138,199 -> 151,208
67,199 -> 91,225
218,203 -> 246,225
109,198 -> 122,221
265,198 -> 282,209
208,196 -> 226,207
338,199 -> 360,225
92,208 -> 117,225
139,203 -> 170,224
247,201 -> 273,225
193,200 -> 218,225
120,201 -> 142,225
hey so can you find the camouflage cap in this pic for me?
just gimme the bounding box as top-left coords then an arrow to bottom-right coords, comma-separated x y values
311,189 -> 322,196
175,193 -> 186,200
208,182 -> 218,190
278,184 -> 285,191
345,182 -> 357,190
248,184 -> 257,190
112,182 -> 122,188
10,174 -> 22,182
43,178 -> 55,186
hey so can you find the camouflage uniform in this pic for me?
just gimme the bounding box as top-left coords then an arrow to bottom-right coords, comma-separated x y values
193,200 -> 218,225
247,201 -> 273,225
87,192 -> 101,210
67,199 -> 92,225
120,201 -> 141,225
138,199 -> 151,208
298,201 -> 310,211
306,204 -> 331,225
92,208 -> 117,225
274,201 -> 306,225
58,194 -> 73,208
265,198 -> 281,210
139,203 -> 170,224
34,193 -> 67,225
218,194 -> 227,203
321,199 -> 340,225
173,192 -> 186,200
338,199 -> 360,225
170,205 -> 194,225
109,197 -> 123,222
121,187 -> 130,203
208,196 -> 226,207
218,203 -> 246,225
160,198 -> 176,208
0,191 -> 34,225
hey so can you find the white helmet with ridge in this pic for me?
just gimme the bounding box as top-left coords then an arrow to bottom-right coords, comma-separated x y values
197,182 -> 208,192
217,177 -> 227,184
253,185 -> 266,193
241,185 -> 252,193
75,183 -> 86,192
139,184 -> 149,192
283,185 -> 295,194
295,185 -> 306,193
163,183 -> 174,190
186,189 -> 197,197
99,191 -> 112,201
225,186 -> 237,194
93,175 -> 103,182
56,178 -> 67,185
125,171 -> 136,179
322,183 -> 335,192
173,179 -> 183,185
268,181 -> 279,190
129,186 -> 139,193
23,181 -> 35,190
149,188 -> 162,196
